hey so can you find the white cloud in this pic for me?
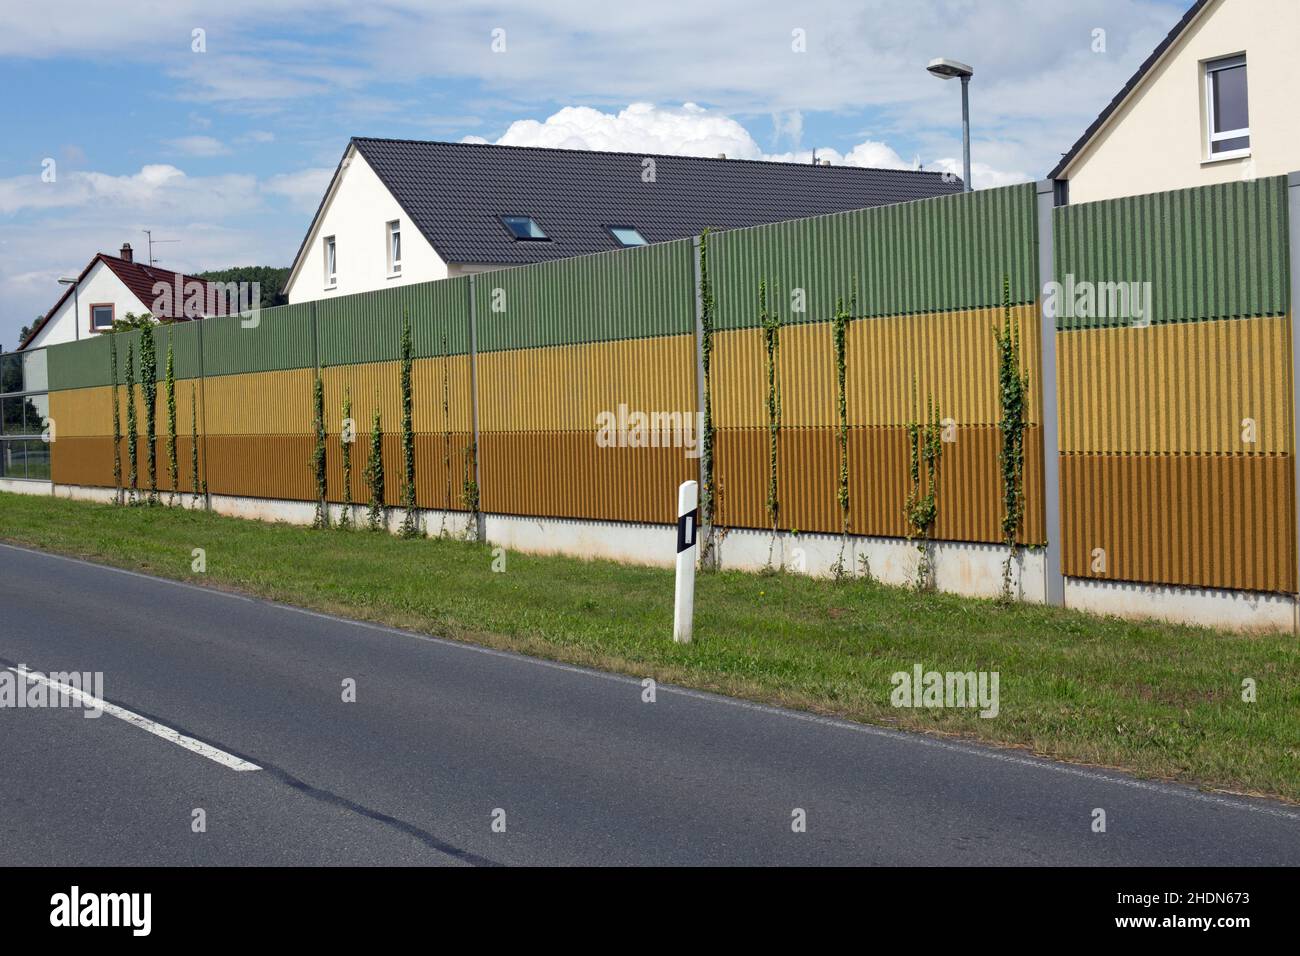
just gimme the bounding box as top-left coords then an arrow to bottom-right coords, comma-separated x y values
165,135 -> 232,157
468,102 -> 1026,184
262,167 -> 334,211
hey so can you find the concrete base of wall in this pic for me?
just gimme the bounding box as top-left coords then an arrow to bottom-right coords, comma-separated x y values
0,479 -> 52,496
32,483 -> 1297,633
1064,576 -> 1295,634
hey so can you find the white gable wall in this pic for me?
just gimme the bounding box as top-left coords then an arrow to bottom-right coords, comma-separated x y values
26,260 -> 147,350
1063,0 -> 1300,203
285,147 -> 450,304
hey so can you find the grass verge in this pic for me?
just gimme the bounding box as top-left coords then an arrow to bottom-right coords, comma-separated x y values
1,490 -> 1297,802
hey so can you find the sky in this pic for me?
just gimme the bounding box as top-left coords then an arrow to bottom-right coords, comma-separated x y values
0,0 -> 1191,350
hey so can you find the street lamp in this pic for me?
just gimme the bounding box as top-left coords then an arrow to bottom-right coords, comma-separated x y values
57,276 -> 80,342
926,57 -> 974,192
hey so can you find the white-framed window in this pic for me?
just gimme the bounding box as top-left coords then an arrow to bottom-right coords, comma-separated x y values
323,235 -> 337,288
1204,54 -> 1250,158
387,220 -> 402,275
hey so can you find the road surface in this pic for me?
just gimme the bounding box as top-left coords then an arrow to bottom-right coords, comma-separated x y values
1,541 -> 1296,866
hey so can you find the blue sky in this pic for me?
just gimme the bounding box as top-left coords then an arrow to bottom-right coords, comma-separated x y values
0,0 -> 1190,348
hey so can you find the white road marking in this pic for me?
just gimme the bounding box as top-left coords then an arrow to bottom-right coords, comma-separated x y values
8,665 -> 260,773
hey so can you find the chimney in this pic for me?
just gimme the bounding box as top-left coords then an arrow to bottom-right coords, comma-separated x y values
716,153 -> 727,160
120,242 -> 133,263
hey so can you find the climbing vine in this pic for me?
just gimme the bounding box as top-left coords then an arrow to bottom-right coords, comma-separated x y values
398,311 -> 419,538
996,274 -> 1031,601
311,373 -> 328,528
189,383 -> 201,508
829,283 -> 856,580
365,405 -> 385,531
760,280 -> 782,567
125,341 -> 138,505
461,441 -> 480,541
139,324 -> 158,505
165,340 -> 177,506
698,228 -> 720,568
109,334 -> 123,505
339,386 -> 354,530
904,384 -> 943,590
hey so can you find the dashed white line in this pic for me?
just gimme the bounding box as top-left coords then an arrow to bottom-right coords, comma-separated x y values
8,665 -> 261,773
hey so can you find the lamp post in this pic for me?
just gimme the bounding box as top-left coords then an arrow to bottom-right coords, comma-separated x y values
926,57 -> 974,192
57,276 -> 80,341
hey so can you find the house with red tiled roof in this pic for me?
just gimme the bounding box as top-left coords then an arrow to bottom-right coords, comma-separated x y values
21,243 -> 235,350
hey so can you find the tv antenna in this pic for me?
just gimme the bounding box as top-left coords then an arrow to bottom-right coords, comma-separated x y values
143,229 -> 180,267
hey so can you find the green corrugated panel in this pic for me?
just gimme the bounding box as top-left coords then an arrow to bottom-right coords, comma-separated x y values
474,239 -> 695,352
318,276 -> 471,366
201,302 -> 316,376
156,322 -> 202,380
1053,176 -> 1290,330
47,336 -> 113,391
708,183 -> 1038,331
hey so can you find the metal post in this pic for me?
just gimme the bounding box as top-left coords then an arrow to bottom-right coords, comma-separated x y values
673,479 -> 699,643
73,283 -> 80,342
1287,171 -> 1300,625
467,275 -> 485,543
691,235 -> 712,567
1037,179 -> 1064,606
960,75 -> 972,192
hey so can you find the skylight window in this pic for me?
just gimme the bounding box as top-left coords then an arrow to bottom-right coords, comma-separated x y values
607,226 -> 648,247
501,216 -> 549,240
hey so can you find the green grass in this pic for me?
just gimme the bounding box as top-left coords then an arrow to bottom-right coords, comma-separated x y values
2,490 -> 1298,802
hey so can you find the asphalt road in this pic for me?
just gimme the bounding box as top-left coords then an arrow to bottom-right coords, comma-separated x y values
1,541 -> 1297,866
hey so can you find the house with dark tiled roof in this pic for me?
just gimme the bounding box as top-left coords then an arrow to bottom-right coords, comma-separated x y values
283,137 -> 963,304
21,244 -> 234,350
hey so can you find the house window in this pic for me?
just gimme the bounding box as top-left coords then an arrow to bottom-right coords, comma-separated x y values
90,304 -> 114,332
324,236 -> 337,287
500,216 -> 549,240
388,220 -> 402,275
606,225 -> 647,247
1205,54 -> 1250,157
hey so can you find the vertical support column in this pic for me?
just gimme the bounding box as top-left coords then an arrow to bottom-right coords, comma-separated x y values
1287,171 -> 1300,624
196,311 -> 211,510
467,275 -> 485,543
1036,179 -> 1064,606
691,235 -> 711,564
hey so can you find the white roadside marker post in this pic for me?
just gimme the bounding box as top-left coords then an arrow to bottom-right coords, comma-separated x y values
673,480 -> 699,643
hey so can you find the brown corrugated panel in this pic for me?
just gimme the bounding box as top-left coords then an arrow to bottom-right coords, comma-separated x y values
204,435 -> 316,500
716,424 -> 1045,544
51,436 -> 203,494
1058,315 -> 1293,455
1061,453 -> 1296,592
203,369 -> 315,436
477,335 -> 695,433
50,386 -> 113,438
323,362 -> 401,436
325,431 -> 473,511
713,304 -> 1041,430
51,436 -> 114,487
479,431 -> 698,523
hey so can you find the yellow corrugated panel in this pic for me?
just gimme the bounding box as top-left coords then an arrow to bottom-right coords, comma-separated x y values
1058,315 -> 1292,454
715,305 -> 1041,429
322,361 -> 400,436
51,386 -> 113,438
1061,452 -> 1296,593
846,304 -> 1041,428
203,369 -> 315,435
411,356 -> 474,434
478,335 -> 695,433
